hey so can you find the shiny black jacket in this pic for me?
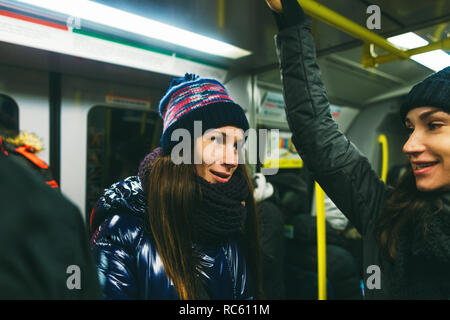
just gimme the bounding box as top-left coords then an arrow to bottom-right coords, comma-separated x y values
275,19 -> 450,299
90,176 -> 254,299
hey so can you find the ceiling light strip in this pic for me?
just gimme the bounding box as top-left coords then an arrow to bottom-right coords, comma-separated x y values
14,0 -> 251,59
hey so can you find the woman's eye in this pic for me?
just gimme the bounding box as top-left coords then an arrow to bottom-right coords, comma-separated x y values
211,135 -> 223,144
428,122 -> 443,131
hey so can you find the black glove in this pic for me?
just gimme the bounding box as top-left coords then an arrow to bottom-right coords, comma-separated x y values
272,0 -> 307,31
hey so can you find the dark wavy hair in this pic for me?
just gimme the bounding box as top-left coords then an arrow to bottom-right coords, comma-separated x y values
375,166 -> 442,260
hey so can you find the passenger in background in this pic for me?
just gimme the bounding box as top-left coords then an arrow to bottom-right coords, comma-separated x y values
266,0 -> 450,299
0,130 -> 58,188
283,182 -> 362,299
386,164 -> 409,188
253,173 -> 286,299
90,74 -> 263,299
0,145 -> 101,299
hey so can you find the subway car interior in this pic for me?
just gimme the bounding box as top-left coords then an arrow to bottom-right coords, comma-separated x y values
0,0 -> 449,301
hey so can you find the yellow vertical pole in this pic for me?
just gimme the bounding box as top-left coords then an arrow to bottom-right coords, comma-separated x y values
218,0 -> 225,29
315,182 -> 327,300
377,134 -> 388,183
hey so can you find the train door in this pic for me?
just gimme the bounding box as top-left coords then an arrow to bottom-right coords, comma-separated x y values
85,105 -> 161,218
0,64 -> 50,163
60,74 -> 164,221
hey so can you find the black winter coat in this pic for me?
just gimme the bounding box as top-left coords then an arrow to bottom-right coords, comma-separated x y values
274,20 -> 450,299
0,147 -> 101,299
90,176 -> 255,299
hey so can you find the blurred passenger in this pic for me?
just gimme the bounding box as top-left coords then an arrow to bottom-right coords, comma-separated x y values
386,164 -> 409,188
284,188 -> 362,299
0,147 -> 101,299
90,74 -> 263,299
269,172 -> 311,218
0,131 -> 58,188
321,193 -> 349,232
254,173 -> 286,299
266,0 -> 450,299
315,193 -> 363,276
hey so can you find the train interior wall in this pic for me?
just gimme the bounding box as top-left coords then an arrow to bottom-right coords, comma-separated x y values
346,97 -> 409,181
0,64 -> 49,163
0,60 -> 410,221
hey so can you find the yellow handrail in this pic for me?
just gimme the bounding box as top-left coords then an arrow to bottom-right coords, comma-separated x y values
315,182 -> 327,300
365,37 -> 450,67
299,0 -> 409,59
377,134 -> 388,183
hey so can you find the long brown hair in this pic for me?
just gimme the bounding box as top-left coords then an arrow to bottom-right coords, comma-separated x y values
376,167 -> 441,260
146,154 -> 263,299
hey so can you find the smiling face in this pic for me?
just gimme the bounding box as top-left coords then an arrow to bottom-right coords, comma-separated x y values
195,126 -> 244,184
403,106 -> 450,192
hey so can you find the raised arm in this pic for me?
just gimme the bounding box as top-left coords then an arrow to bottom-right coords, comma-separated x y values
268,0 -> 388,234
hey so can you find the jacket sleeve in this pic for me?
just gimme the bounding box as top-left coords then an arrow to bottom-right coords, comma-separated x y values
274,21 -> 388,235
91,214 -> 141,299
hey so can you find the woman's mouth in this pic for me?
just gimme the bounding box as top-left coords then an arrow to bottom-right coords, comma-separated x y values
209,170 -> 231,183
413,161 -> 439,175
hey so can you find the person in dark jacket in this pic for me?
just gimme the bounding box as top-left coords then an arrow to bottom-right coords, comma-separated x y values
0,146 -> 101,299
90,74 -> 263,300
253,173 -> 286,299
266,0 -> 450,299
0,132 -> 58,188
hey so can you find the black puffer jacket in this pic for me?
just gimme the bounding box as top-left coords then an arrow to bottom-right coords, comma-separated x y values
90,176 -> 254,300
274,17 -> 450,299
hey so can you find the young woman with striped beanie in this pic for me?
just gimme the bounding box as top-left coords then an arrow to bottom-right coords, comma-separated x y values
89,73 -> 263,300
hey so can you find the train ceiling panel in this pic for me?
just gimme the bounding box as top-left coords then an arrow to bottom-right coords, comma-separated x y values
0,0 -> 448,108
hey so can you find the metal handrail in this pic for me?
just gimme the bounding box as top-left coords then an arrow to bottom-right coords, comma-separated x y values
299,0 -> 409,59
315,182 -> 327,300
378,134 -> 389,183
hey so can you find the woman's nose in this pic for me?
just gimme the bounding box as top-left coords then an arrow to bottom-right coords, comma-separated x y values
223,145 -> 238,167
402,131 -> 426,156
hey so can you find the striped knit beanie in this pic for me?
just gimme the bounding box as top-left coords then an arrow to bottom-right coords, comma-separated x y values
159,73 -> 249,155
400,66 -> 450,121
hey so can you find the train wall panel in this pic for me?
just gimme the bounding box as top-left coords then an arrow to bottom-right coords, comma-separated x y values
60,74 -> 158,218
0,64 -> 49,163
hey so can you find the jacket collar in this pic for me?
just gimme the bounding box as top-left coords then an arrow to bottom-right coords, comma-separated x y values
90,176 -> 147,234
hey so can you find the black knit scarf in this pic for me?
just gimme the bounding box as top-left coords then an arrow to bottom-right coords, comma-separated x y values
138,148 -> 250,246
390,192 -> 450,299
192,169 -> 250,246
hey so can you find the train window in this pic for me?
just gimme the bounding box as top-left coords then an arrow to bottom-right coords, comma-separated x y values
0,94 -> 19,137
86,106 -> 162,216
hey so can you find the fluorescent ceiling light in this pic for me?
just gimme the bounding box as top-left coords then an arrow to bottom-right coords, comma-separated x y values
14,0 -> 252,59
388,32 -> 450,72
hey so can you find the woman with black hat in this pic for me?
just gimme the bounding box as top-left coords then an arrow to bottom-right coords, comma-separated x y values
266,0 -> 450,299
89,74 -> 263,299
